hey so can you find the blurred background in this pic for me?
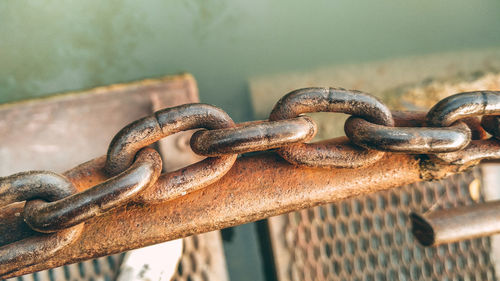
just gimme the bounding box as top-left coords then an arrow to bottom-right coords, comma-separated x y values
1,1 -> 500,280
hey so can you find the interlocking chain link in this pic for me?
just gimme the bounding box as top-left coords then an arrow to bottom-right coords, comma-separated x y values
0,171 -> 84,276
1,88 -> 499,272
428,91 -> 500,164
105,103 -> 239,204
25,148 -> 162,233
269,87 -> 394,168
190,117 -> 317,156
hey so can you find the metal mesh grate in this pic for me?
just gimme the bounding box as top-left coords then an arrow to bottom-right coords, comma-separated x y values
3,255 -> 122,281
269,168 -> 497,281
4,232 -> 227,281
172,232 -> 229,281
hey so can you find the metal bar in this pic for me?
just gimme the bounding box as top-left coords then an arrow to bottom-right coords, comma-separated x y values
1,151 -> 465,279
411,200 -> 500,246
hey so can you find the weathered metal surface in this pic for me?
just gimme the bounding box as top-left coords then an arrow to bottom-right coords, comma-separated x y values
0,171 -> 76,207
411,200 -> 500,247
252,57 -> 500,281
0,75 -> 227,281
0,172 -> 79,251
103,103 -> 239,204
275,137 -> 385,168
1,151 -> 468,278
190,117 -> 317,156
269,87 -> 394,126
105,103 -> 236,175
267,168 -> 497,281
345,117 -> 471,153
137,154 -> 238,204
269,87 -> 394,168
24,148 -> 162,233
434,139 -> 500,165
0,171 -> 84,277
1,83 -> 498,279
0,223 -> 84,277
0,74 -> 198,176
427,91 -> 500,127
423,91 -> 500,165
151,95 -> 229,281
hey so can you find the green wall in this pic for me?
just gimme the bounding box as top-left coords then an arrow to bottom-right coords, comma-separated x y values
1,1 -> 500,280
2,0 -> 500,122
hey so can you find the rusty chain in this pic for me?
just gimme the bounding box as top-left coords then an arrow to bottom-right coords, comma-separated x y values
0,171 -> 84,276
0,88 -> 499,273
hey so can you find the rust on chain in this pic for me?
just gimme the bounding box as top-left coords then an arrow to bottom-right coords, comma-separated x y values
410,200 -> 500,247
105,104 -> 237,204
269,87 -> 394,125
190,116 -> 317,156
23,148 -> 162,233
482,115 -> 500,139
426,91 -> 500,127
269,87 -> 394,168
106,103 -> 236,175
276,137 -> 385,168
137,155 -> 237,204
1,151 -> 468,279
3,88 -> 500,277
0,171 -> 77,207
425,91 -> 500,164
388,110 -> 487,138
432,138 -> 500,165
0,172 -> 84,276
22,148 -> 162,233
344,116 -> 471,153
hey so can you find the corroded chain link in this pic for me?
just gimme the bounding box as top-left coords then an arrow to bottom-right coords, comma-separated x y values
269,87 -> 394,168
0,171 -> 84,276
1,88 -> 499,273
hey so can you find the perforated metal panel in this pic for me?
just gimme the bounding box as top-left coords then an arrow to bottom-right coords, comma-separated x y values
3,256 -> 122,281
268,168 -> 497,281
172,232 -> 229,281
4,232 -> 228,281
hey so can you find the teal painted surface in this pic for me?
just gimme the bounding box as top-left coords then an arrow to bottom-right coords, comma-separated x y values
1,1 -> 500,281
1,0 -> 500,122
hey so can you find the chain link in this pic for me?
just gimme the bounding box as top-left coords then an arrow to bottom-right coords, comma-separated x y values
426,91 -> 500,127
0,171 -> 77,206
0,171 -> 84,275
1,87 -> 499,272
104,103 -> 238,204
190,117 -> 317,156
268,87 -> 394,168
24,148 -> 162,233
426,91 -> 500,164
344,116 -> 471,153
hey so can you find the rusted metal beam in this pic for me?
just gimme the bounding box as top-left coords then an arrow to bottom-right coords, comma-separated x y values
411,200 -> 500,246
1,150 -> 465,278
